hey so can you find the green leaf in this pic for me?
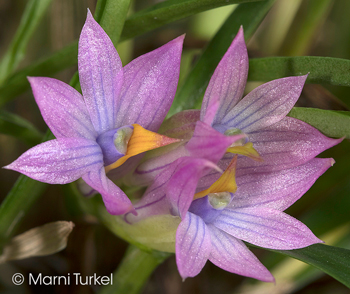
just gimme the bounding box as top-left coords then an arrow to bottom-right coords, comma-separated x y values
168,0 -> 276,116
0,110 -> 43,146
96,0 -> 132,47
281,0 -> 333,56
288,107 -> 350,139
248,56 -> 350,86
0,0 -> 53,84
271,244 -> 350,288
0,0 -> 263,107
120,0 -> 264,42
0,42 -> 78,108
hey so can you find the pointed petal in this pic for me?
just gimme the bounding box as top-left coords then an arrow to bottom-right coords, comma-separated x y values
186,121 -> 245,163
213,207 -> 322,250
115,36 -> 184,131
208,226 -> 274,282
234,158 -> 335,211
5,138 -> 103,184
78,11 -> 123,133
236,117 -> 342,174
160,109 -> 200,140
167,157 -> 220,218
221,75 -> 308,133
82,167 -> 134,215
125,159 -> 177,223
105,124 -> 180,172
176,212 -> 211,279
131,144 -> 188,187
28,77 -> 97,140
201,27 -> 248,125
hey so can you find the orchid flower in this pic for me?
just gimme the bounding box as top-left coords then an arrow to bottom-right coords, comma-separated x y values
124,28 -> 341,280
131,27 -> 341,188
4,11 -> 183,215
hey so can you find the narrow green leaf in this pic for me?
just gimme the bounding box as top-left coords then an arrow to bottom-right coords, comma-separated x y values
0,110 -> 43,146
282,0 -> 333,56
288,107 -> 350,139
120,0 -> 264,42
0,42 -> 78,108
0,0 -> 263,107
99,245 -> 169,294
271,244 -> 350,288
168,0 -> 276,116
0,0 -> 53,84
96,0 -> 132,47
248,56 -> 350,86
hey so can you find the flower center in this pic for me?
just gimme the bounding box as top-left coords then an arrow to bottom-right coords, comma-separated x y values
96,125 -> 134,166
224,128 -> 247,146
189,192 -> 233,224
208,192 -> 232,209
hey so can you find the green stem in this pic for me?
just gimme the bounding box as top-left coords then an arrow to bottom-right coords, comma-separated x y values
99,245 -> 169,294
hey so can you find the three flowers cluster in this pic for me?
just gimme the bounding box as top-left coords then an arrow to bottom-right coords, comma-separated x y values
5,12 -> 340,281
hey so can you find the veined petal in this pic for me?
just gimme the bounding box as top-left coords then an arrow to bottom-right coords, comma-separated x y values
176,212 -> 211,279
160,110 -> 200,140
82,167 -> 134,215
213,207 -> 322,250
201,27 -> 248,125
234,158 -> 335,211
28,77 -> 97,140
236,117 -> 342,174
125,160 -> 179,224
5,138 -> 103,184
105,124 -> 180,172
131,144 -> 188,187
186,121 -> 245,163
220,75 -> 308,133
167,157 -> 220,218
78,10 -> 123,134
208,225 -> 274,282
116,36 -> 184,131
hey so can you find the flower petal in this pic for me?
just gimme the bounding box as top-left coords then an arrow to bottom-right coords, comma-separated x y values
201,27 -> 248,125
167,157 -> 220,218
176,212 -> 211,279
234,158 -> 335,211
220,75 -> 308,133
236,117 -> 342,174
82,167 -> 134,215
159,109 -> 200,140
115,35 -> 184,131
28,77 -> 97,140
213,206 -> 322,250
4,138 -> 103,184
131,144 -> 187,187
208,225 -> 274,282
78,10 -> 123,133
186,121 -> 245,163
